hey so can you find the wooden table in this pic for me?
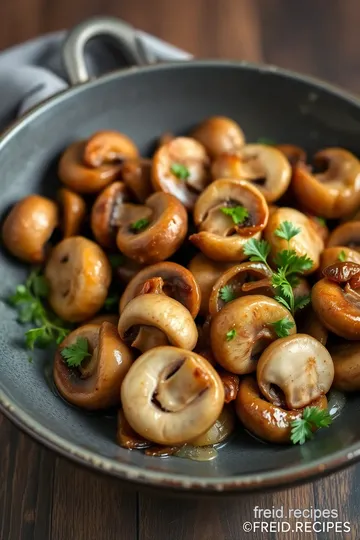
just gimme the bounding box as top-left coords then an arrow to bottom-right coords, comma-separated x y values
1,1 -> 360,538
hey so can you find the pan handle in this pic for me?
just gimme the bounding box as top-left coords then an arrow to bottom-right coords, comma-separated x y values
63,16 -> 153,86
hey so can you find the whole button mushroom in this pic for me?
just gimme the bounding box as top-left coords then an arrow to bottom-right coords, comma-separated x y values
58,188 -> 86,238
54,322 -> 133,410
319,246 -> 360,275
257,334 -> 334,410
312,262 -> 360,340
292,148 -> 360,218
121,346 -> 225,445
210,295 -> 296,374
275,144 -> 307,168
120,261 -> 201,318
188,253 -> 234,316
91,181 -> 130,249
121,158 -> 153,203
235,376 -> 328,444
208,261 -> 273,316
327,221 -> 360,251
192,116 -> 245,158
118,293 -> 198,353
264,207 -> 324,274
190,178 -> 269,262
2,195 -> 58,263
116,192 -> 188,265
152,137 -> 209,210
59,131 -> 138,194
45,236 -> 111,322
330,342 -> 360,392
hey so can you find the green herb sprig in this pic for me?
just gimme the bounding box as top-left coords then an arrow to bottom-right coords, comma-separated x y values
170,163 -> 190,180
219,285 -> 236,303
290,407 -> 333,445
220,206 -> 249,225
60,337 -> 91,368
130,218 -> 150,232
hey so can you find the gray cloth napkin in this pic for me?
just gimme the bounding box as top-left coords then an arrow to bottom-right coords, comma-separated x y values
0,29 -> 190,126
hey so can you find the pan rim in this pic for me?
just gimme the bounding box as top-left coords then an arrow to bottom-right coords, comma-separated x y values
1,58 -> 360,493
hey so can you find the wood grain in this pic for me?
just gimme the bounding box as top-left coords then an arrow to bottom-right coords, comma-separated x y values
1,1 -> 360,539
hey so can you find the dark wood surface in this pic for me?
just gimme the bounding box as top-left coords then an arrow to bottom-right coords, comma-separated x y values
1,1 -> 360,539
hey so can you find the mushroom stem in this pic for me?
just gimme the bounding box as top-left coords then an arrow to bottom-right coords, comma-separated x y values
131,326 -> 169,352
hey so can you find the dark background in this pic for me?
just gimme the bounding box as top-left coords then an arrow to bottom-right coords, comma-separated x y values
1,1 -> 360,539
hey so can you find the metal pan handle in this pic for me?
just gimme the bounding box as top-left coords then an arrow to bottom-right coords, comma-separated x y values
63,16 -> 153,85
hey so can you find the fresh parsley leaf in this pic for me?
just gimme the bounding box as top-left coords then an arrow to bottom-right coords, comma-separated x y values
338,250 -> 347,262
25,326 -> 53,350
271,318 -> 295,338
32,275 -> 49,298
294,294 -> 311,311
243,238 -> 271,266
226,329 -> 236,341
256,137 -> 276,145
286,254 -> 313,275
290,407 -> 332,445
109,254 -> 124,268
220,206 -> 249,225
275,221 -> 301,242
170,163 -> 190,180
219,285 -> 236,303
104,294 -> 120,311
60,337 -> 91,368
274,295 -> 292,311
130,218 -> 150,232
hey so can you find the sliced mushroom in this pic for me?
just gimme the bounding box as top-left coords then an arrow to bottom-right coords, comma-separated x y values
189,405 -> 236,446
121,158 -> 153,203
319,246 -> 360,274
152,137 -> 209,210
116,192 -> 188,264
2,195 -> 58,263
237,144 -> 292,202
91,181 -> 130,249
45,236 -> 111,322
235,376 -> 328,444
190,178 -> 268,262
58,141 -> 122,194
264,207 -> 324,274
327,221 -> 360,251
192,116 -> 245,158
292,148 -> 360,218
120,261 -> 201,318
209,261 -> 273,316
275,144 -> 307,167
121,346 -> 224,445
330,342 -> 360,392
257,334 -> 334,409
210,295 -> 296,374
83,130 -> 139,167
54,322 -> 133,409
58,188 -> 86,238
118,293 -> 198,352
188,253 -> 234,316
312,271 -> 360,340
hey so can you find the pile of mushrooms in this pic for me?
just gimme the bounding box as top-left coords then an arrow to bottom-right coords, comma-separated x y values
3,115 -> 360,455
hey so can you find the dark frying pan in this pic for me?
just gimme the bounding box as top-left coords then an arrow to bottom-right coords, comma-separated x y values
1,16 -> 360,495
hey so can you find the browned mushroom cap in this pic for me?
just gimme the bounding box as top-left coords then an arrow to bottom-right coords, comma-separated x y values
312,273 -> 360,339
297,308 -> 328,346
211,153 -> 243,181
116,192 -> 188,264
319,246 -> 360,274
190,178 -> 268,262
305,214 -> 329,243
330,342 -> 360,392
121,158 -> 153,203
45,236 -> 111,322
2,195 -> 58,263
57,188 -> 86,238
210,295 -> 296,374
192,116 -> 245,158
264,207 -> 324,274
121,346 -> 225,445
209,262 -> 273,316
58,141 -> 122,194
83,130 -> 139,167
120,261 -> 201,318
327,221 -> 360,251
91,181 -> 130,249
235,376 -> 328,444
257,334 -> 334,409
188,254 -> 234,316
152,137 -> 209,210
237,144 -> 292,202
54,322 -> 133,409
118,293 -> 198,352
189,405 -> 236,446
275,144 -> 307,167
85,314 -> 119,326
292,148 -> 360,218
